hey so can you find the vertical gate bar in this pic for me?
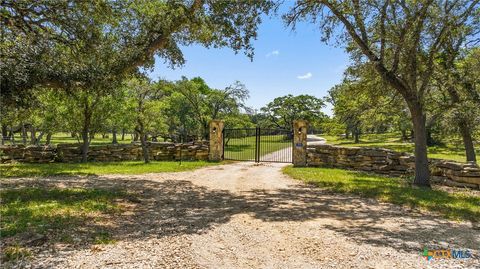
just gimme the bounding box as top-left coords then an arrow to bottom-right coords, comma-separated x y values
281,131 -> 283,163
254,127 -> 258,163
270,130 -> 272,162
257,127 -> 261,163
291,130 -> 294,163
257,127 -> 262,162
259,128 -> 262,162
254,128 -> 256,161
259,127 -> 262,162
253,128 -> 255,161
261,128 -> 264,162
265,129 -> 268,162
280,131 -> 283,162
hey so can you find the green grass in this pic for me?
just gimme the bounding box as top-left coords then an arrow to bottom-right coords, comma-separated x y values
0,187 -> 128,238
2,245 -> 32,262
0,161 -> 219,178
0,187 -> 131,261
321,133 -> 479,163
93,231 -> 116,245
10,132 -> 134,146
283,166 -> 480,222
224,134 -> 291,160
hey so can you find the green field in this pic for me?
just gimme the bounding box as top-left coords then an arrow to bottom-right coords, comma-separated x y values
224,134 -> 291,160
321,133 -> 479,163
0,161 -> 219,178
7,132 -> 135,146
0,186 -> 129,261
283,166 -> 480,222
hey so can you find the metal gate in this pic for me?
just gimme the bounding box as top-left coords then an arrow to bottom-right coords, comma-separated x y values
222,127 -> 293,163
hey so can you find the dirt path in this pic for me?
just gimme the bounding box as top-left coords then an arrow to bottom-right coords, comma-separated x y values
259,134 -> 326,162
3,162 -> 479,268
260,147 -> 292,162
307,134 -> 326,145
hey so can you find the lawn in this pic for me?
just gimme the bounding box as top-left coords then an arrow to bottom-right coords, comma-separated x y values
283,166 -> 480,222
0,161 -> 219,178
0,187 -> 129,261
320,133 -> 479,162
224,134 -> 291,161
9,132 -> 135,146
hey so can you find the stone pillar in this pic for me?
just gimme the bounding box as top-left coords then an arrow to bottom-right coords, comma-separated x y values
209,120 -> 224,161
293,120 -> 308,167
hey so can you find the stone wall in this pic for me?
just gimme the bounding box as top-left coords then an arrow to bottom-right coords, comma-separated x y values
0,141 -> 209,163
307,144 -> 480,189
0,145 -> 56,163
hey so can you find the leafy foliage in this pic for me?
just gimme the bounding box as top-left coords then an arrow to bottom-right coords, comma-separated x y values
260,94 -> 326,130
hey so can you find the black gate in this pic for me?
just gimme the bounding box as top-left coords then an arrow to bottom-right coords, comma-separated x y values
222,127 -> 293,163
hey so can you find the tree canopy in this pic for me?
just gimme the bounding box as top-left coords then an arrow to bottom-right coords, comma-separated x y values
260,94 -> 326,131
285,0 -> 480,186
1,0 -> 276,105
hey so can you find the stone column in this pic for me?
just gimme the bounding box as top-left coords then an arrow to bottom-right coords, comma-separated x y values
209,120 -> 224,161
293,120 -> 308,167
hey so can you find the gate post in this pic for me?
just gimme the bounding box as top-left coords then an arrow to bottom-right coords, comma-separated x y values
293,120 -> 308,167
209,120 -> 224,161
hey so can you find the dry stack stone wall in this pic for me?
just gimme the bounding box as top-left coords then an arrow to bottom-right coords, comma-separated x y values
0,141 -> 209,163
0,145 -> 56,163
307,144 -> 480,189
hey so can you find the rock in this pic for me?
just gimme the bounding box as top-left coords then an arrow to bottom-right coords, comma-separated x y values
435,161 -> 464,171
306,144 -> 479,189
449,175 -> 480,185
1,141 -> 209,163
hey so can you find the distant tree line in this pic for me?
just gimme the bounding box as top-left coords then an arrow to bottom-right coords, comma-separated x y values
0,74 -> 325,163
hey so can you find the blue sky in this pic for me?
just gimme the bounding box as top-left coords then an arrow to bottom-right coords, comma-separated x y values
148,9 -> 350,115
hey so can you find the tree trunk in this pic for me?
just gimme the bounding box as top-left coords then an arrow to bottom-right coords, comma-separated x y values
81,127 -> 89,162
345,128 -> 349,139
133,132 -> 139,141
136,118 -> 149,163
458,119 -> 476,163
81,101 -> 92,163
10,126 -> 15,145
140,133 -> 149,163
1,124 -> 7,145
401,129 -> 408,141
410,106 -> 431,187
21,123 -> 27,144
71,132 -> 76,138
112,128 -> 118,144
46,132 -> 52,145
121,128 -> 125,140
354,127 -> 360,143
36,131 -> 44,145
30,126 -> 37,145
442,47 -> 477,163
445,84 -> 477,163
426,128 -> 435,147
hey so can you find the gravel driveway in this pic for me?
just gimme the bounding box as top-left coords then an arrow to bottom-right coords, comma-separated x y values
3,162 -> 479,268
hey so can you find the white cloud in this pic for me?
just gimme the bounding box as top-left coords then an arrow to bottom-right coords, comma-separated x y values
266,50 -> 280,57
297,72 -> 312,80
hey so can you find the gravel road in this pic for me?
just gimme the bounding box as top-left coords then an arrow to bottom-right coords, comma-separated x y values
2,162 -> 479,269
